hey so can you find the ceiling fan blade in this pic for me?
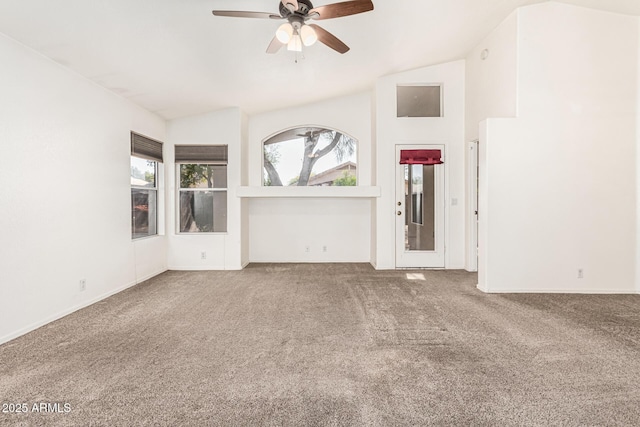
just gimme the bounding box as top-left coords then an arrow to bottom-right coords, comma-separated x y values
212,10 -> 282,19
266,36 -> 284,54
308,24 -> 350,54
281,0 -> 299,12
309,0 -> 374,20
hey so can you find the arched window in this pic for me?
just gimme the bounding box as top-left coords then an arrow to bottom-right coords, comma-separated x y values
263,126 -> 357,187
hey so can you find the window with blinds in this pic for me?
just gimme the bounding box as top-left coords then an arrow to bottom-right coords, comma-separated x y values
131,132 -> 163,239
131,132 -> 163,162
175,145 -> 228,233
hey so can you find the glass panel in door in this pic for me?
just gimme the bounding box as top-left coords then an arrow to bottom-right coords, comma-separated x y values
405,164 -> 435,252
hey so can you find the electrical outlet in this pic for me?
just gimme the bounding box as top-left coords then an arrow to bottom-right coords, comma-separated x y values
577,269 -> 584,279
201,252 -> 207,260
322,246 -> 327,253
305,246 -> 310,253
79,279 -> 86,292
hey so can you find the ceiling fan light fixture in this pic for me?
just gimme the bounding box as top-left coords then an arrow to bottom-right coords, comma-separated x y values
300,24 -> 318,46
212,0 -> 376,55
287,34 -> 303,52
276,23 -> 294,43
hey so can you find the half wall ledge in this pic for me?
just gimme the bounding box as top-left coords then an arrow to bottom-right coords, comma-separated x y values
236,186 -> 381,198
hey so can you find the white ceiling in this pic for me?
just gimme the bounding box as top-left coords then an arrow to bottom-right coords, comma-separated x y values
0,0 -> 638,119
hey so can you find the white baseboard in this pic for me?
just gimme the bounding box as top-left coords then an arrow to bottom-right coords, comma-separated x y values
136,269 -> 167,284
0,268 -> 167,346
477,286 -> 637,294
167,265 -> 226,271
476,283 -> 489,293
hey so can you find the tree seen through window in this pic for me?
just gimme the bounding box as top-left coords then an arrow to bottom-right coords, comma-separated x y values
263,127 -> 357,187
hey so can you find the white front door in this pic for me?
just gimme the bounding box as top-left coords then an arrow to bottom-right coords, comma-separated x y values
395,145 -> 445,268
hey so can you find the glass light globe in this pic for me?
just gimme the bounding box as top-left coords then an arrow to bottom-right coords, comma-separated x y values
300,24 -> 318,47
287,34 -> 302,52
276,23 -> 293,44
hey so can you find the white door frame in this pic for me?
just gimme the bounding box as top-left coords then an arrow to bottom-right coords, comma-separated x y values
395,144 -> 446,268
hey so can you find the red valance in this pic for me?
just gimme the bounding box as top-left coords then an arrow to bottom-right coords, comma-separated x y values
399,149 -> 443,165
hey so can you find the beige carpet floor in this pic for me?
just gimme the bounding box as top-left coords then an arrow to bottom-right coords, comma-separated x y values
1,264 -> 640,426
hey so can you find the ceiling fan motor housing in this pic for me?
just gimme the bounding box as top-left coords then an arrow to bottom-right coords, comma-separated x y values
279,0 -> 314,18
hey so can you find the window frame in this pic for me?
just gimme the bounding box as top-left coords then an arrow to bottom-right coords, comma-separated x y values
174,145 -> 228,235
396,84 -> 444,118
130,131 -> 163,241
261,125 -> 359,187
131,155 -> 159,240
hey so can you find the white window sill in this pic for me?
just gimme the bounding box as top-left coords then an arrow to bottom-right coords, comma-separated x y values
236,186 -> 381,198
131,234 -> 163,242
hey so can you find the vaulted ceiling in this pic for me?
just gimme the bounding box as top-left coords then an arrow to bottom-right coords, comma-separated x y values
0,0 -> 638,119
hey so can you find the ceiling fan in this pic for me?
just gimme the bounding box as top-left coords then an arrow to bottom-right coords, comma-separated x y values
212,0 -> 374,54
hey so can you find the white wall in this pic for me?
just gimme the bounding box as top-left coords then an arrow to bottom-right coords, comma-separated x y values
465,11 -> 519,271
166,108 -> 244,270
637,15 -> 640,294
465,11 -> 518,144
477,120 -> 490,288
247,93 -> 374,263
375,60 -> 466,269
240,111 -> 250,267
0,33 -> 167,344
479,3 -> 638,292
370,87 -> 378,267
249,198 -> 372,262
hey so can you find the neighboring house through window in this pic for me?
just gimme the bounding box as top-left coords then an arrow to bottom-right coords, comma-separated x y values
175,145 -> 228,233
131,132 -> 163,239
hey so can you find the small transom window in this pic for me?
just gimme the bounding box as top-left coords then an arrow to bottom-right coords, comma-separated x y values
396,85 -> 442,118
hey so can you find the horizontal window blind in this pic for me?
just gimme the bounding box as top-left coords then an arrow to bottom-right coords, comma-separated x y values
131,132 -> 163,162
175,145 -> 228,164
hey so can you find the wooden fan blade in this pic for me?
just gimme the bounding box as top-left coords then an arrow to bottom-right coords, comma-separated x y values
309,24 -> 350,54
309,0 -> 373,20
281,0 -> 299,12
266,36 -> 284,54
212,10 -> 282,19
